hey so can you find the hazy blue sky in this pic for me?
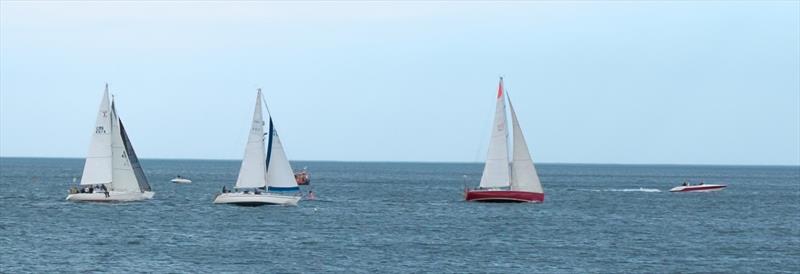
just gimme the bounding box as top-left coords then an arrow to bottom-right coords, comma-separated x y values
1,1 -> 798,165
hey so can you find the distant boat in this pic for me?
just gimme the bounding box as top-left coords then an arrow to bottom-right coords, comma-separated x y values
670,181 -> 726,192
465,78 -> 544,203
213,89 -> 301,206
294,167 -> 310,185
170,176 -> 192,184
66,84 -> 154,202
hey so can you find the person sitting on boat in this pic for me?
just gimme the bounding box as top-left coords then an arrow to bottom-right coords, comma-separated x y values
682,181 -> 688,186
699,181 -> 704,185
100,184 -> 109,198
222,186 -> 227,193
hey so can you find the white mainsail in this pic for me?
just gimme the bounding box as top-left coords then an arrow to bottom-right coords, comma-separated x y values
265,118 -> 299,191
479,78 -> 511,188
509,97 -> 543,193
235,90 -> 268,189
109,101 -> 141,192
80,86 -> 113,185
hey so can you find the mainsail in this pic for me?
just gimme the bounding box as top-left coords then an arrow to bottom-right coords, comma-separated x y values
509,96 -> 543,193
235,90 -> 268,189
479,78 -> 510,188
80,86 -> 113,185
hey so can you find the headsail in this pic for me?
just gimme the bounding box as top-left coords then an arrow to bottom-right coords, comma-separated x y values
265,117 -> 299,192
479,78 -> 510,188
509,96 -> 543,193
234,90 -> 268,189
120,120 -> 151,192
109,101 -> 141,192
80,85 -> 113,185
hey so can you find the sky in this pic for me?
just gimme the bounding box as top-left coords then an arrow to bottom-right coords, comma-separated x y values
1,1 -> 798,165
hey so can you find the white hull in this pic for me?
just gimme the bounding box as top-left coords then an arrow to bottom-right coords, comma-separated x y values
66,191 -> 155,202
213,192 -> 300,206
171,178 -> 192,184
669,184 -> 726,192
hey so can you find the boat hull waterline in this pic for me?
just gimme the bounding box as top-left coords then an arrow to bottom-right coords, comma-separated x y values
669,184 -> 726,192
213,192 -> 300,206
465,190 -> 544,203
66,191 -> 155,202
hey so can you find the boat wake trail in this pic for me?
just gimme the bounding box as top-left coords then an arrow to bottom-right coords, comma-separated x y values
578,188 -> 662,193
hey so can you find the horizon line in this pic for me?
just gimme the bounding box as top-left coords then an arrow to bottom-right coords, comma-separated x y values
1,155 -> 798,168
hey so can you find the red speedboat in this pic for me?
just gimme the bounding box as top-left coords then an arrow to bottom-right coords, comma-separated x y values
465,78 -> 545,203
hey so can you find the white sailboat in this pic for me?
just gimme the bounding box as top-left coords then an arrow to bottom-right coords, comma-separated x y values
213,89 -> 301,206
465,77 -> 545,203
67,84 -> 154,202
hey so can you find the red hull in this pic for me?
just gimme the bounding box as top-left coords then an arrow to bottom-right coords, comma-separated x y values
465,190 -> 544,203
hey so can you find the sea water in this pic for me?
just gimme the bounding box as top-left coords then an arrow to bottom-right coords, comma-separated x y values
0,158 -> 798,273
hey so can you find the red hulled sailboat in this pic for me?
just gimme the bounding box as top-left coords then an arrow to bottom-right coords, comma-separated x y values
465,78 -> 545,203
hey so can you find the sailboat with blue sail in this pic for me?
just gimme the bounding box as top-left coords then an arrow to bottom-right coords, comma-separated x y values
213,89 -> 301,206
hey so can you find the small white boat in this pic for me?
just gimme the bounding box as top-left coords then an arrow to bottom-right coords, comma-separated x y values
170,176 -> 192,184
66,84 -> 154,202
213,89 -> 302,206
670,184 -> 726,192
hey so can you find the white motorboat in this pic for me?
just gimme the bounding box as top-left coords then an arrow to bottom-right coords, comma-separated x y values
670,184 -> 726,192
66,84 -> 154,202
170,176 -> 192,184
213,89 -> 301,206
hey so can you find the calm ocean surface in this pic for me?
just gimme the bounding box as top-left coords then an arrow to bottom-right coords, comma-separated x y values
0,157 -> 798,273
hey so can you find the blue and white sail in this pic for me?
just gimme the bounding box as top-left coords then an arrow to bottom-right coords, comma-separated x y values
264,118 -> 299,192
234,89 -> 299,192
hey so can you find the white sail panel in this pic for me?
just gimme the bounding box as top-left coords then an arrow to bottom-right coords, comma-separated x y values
509,98 -> 543,193
80,86 -> 113,185
479,79 -> 510,188
265,120 -> 298,191
235,90 -> 268,189
109,102 -> 141,192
